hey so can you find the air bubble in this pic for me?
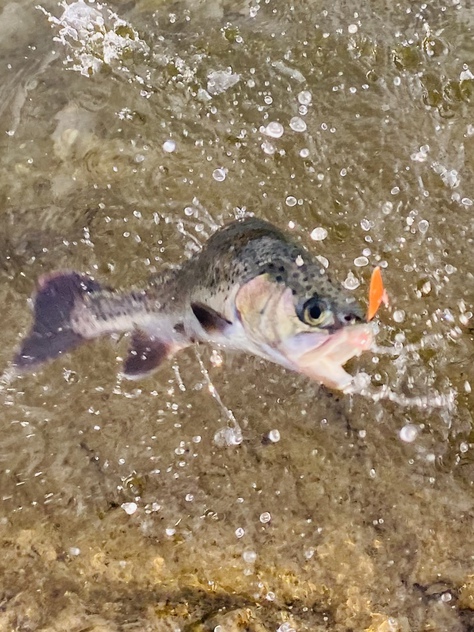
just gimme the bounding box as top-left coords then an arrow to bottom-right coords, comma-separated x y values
354,256 -> 369,267
121,502 -> 138,515
342,272 -> 360,290
235,527 -> 245,538
393,310 -> 405,323
286,196 -> 297,207
299,148 -> 310,158
259,512 -> 271,523
304,547 -> 315,559
261,141 -> 276,155
268,429 -> 281,442
418,219 -> 429,233
162,140 -> 176,152
289,116 -> 307,132
399,424 -> 418,442
348,24 -> 358,33
263,121 -> 284,138
242,550 -> 257,564
212,168 -> 227,182
310,227 -> 328,241
298,90 -> 312,105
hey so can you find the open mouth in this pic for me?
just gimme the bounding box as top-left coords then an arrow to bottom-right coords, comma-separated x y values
283,323 -> 375,390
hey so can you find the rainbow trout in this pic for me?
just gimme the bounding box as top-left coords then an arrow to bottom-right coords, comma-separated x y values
14,218 -> 375,390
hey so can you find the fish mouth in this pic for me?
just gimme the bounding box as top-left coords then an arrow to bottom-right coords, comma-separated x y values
281,323 -> 375,391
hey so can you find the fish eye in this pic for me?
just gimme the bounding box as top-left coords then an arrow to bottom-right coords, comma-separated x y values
298,297 -> 334,328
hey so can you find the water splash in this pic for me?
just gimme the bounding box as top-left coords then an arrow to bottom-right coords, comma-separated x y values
194,349 -> 243,448
37,0 -> 149,77
346,330 -> 458,413
346,376 -> 456,412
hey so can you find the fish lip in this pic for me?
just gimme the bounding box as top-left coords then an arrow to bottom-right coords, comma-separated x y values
279,322 -> 375,390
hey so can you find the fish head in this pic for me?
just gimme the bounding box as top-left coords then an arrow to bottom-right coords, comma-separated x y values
234,268 -> 374,391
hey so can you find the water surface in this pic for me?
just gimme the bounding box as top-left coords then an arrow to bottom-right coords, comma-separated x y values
0,0 -> 473,630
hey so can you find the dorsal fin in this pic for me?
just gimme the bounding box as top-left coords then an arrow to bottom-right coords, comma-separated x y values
191,302 -> 232,334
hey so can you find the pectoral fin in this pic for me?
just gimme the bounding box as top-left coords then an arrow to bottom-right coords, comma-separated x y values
191,302 -> 232,334
122,330 -> 170,379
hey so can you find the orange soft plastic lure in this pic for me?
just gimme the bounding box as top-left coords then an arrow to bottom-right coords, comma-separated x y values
366,266 -> 389,321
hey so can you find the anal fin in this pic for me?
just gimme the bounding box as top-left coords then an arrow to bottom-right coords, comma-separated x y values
122,330 -> 170,380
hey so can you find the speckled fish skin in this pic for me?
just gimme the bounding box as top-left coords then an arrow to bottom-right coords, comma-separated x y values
14,217 -> 374,389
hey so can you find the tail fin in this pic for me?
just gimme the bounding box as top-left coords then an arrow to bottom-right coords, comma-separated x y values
14,272 -> 102,369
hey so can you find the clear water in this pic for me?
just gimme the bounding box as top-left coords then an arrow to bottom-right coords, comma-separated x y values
0,0 -> 473,630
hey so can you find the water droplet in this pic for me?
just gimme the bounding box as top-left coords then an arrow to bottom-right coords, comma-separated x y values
165,527 -> 176,536
391,186 -> 400,195
235,527 -> 245,538
185,493 -> 194,502
399,424 -> 418,442
298,90 -> 312,105
214,426 -> 243,447
360,218 -> 372,231
310,227 -> 328,241
162,140 -> 176,153
259,511 -> 271,523
295,255 -> 304,267
286,196 -> 297,207
69,547 -> 81,556
316,255 -> 329,268
348,24 -> 358,33
263,121 -> 284,138
268,429 -> 281,442
299,148 -> 309,158
289,116 -> 307,132
192,435 -> 201,443
261,140 -> 276,155
342,272 -> 360,290
212,168 -> 227,182
304,547 -> 315,559
460,442 -> 469,453
121,502 -> 138,515
210,350 -> 223,367
393,310 -> 405,323
242,550 -> 257,564
418,219 -> 429,233
354,256 -> 369,267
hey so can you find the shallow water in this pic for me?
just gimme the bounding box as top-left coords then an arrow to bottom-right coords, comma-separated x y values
0,0 -> 473,630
